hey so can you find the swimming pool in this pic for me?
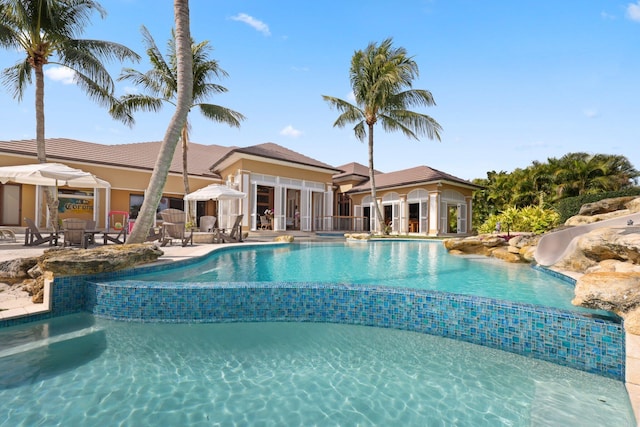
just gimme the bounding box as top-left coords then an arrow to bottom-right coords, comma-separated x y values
0,313 -> 634,426
129,240 -> 597,313
0,240 -> 630,424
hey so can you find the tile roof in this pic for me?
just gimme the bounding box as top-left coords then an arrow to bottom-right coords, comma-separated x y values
333,162 -> 380,179
348,165 -> 481,193
212,142 -> 341,172
0,138 -> 231,178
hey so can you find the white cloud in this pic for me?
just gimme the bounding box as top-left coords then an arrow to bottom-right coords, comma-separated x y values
347,91 -> 356,102
291,66 -> 310,72
230,13 -> 271,36
44,66 -> 75,84
600,11 -> 616,20
627,1 -> 640,22
583,108 -> 599,118
124,86 -> 139,95
280,125 -> 302,138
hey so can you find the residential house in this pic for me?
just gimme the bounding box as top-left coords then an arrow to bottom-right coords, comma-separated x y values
0,138 -> 479,236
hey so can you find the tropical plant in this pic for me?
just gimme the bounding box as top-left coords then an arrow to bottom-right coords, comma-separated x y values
477,206 -> 559,235
0,0 -> 139,162
110,25 -> 244,198
127,0 -> 193,244
323,38 -> 442,233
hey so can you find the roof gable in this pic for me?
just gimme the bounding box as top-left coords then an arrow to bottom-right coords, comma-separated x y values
211,142 -> 341,173
348,165 -> 480,192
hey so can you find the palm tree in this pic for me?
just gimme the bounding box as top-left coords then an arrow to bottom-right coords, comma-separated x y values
0,0 -> 139,162
322,38 -> 442,233
127,0 -> 193,244
0,0 -> 139,230
110,26 -> 245,200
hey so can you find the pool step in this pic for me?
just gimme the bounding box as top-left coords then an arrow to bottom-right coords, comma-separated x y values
0,326 -> 103,359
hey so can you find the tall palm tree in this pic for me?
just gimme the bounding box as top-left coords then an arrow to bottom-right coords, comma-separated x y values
0,0 -> 139,230
110,26 -> 245,199
323,38 -> 442,233
0,0 -> 139,162
127,0 -> 193,244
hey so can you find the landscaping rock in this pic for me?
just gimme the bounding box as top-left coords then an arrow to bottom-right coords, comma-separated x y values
578,196 -> 637,216
39,244 -> 163,276
572,272 -> 640,313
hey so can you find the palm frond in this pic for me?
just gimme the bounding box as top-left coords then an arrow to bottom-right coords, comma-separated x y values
198,104 -> 245,127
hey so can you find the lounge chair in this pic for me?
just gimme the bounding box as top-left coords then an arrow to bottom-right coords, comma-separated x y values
24,217 -> 58,246
159,208 -> 193,247
103,210 -> 128,245
62,218 -> 88,248
199,216 -> 217,232
219,214 -> 244,243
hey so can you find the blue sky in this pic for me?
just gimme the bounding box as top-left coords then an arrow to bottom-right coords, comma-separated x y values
1,0 -> 640,181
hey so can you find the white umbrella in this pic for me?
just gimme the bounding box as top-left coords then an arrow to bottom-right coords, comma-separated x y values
184,184 -> 246,201
184,184 -> 246,229
0,163 -> 111,228
0,163 -> 111,188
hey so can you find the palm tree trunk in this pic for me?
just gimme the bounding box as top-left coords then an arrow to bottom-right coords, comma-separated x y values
35,63 -> 59,230
368,124 -> 384,233
34,64 -> 46,163
127,0 -> 194,243
181,123 -> 190,195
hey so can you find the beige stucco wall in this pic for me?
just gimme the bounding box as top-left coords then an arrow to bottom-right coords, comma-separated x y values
0,155 -> 220,228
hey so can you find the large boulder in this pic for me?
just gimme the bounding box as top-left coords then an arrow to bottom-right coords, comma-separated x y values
578,196 -> 638,215
39,244 -> 164,276
551,227 -> 640,273
565,210 -> 632,226
0,257 -> 39,283
573,271 -> 640,315
576,227 -> 640,264
442,235 -> 506,256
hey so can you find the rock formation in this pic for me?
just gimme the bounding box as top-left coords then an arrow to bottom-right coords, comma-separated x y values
0,244 -> 163,303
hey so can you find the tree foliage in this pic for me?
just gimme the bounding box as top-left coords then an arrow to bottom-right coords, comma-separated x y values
473,152 -> 639,231
323,38 -> 442,233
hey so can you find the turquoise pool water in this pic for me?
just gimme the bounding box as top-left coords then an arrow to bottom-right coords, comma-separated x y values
0,313 -> 633,426
132,240 -> 597,313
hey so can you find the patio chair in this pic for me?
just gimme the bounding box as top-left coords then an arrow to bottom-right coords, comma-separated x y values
259,215 -> 272,230
159,208 -> 193,247
24,217 -> 58,246
103,210 -> 129,245
62,218 -> 88,248
219,214 -> 244,243
0,227 -> 16,243
199,216 -> 217,232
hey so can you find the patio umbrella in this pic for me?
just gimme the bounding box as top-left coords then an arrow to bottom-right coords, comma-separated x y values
184,184 -> 246,229
0,163 -> 110,188
183,184 -> 246,202
0,163 -> 111,228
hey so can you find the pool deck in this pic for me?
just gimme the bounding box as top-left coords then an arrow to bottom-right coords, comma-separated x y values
1,232 -> 639,424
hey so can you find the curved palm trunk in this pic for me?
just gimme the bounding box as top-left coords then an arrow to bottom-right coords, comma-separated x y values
181,124 -> 190,195
368,123 -> 384,234
127,0 -> 193,244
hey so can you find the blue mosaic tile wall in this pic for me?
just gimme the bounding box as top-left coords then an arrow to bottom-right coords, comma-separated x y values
83,280 -> 624,380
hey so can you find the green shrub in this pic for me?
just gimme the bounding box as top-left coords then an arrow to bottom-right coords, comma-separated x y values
478,206 -> 560,234
553,187 -> 640,223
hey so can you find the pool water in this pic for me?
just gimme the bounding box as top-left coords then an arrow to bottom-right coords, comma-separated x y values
0,314 -> 634,426
132,241 -> 596,313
